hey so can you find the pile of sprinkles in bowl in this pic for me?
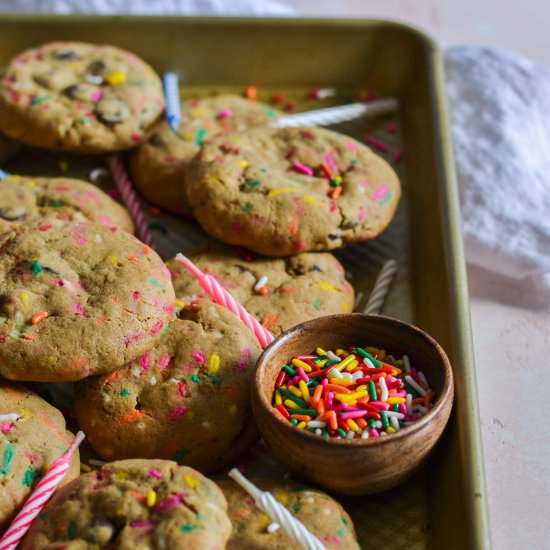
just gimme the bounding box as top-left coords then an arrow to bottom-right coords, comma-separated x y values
272,345 -> 435,439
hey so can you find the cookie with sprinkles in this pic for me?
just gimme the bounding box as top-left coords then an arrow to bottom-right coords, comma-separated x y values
185,126 -> 401,256
130,95 -> 278,215
0,175 -> 133,233
0,382 -> 80,529
75,299 -> 261,471
19,459 -> 231,550
0,41 -> 164,152
165,245 -> 354,335
219,478 -> 360,549
0,218 -> 175,381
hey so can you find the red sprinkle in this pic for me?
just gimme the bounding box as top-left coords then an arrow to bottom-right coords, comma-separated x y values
364,135 -> 389,153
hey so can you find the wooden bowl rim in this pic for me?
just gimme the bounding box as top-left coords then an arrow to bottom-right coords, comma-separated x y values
253,313 -> 454,447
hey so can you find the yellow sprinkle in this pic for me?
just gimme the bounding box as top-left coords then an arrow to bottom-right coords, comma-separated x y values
208,352 -> 220,374
333,175 -> 342,184
316,347 -> 327,356
114,471 -> 128,480
297,421 -> 306,429
284,399 -> 299,409
317,358 -> 328,367
267,187 -> 299,198
189,108 -> 207,119
318,280 -> 338,293
183,475 -> 198,489
48,355 -> 56,364
19,292 -> 29,305
387,397 -> 406,405
108,255 -> 119,265
341,302 -> 352,312
387,426 -> 396,434
258,513 -> 270,527
276,493 -> 289,505
302,194 -> 319,205
337,390 -> 368,402
275,391 -> 282,406
299,380 -> 310,400
228,403 -> 238,415
6,175 -> 21,181
347,419 -> 361,432
238,159 -> 250,168
344,359 -> 359,372
335,354 -> 355,371
106,71 -> 127,85
175,299 -> 186,309
182,132 -> 194,141
146,490 -> 157,507
288,386 -> 302,398
25,179 -> 37,187
336,349 -> 348,356
327,378 -> 353,386
291,358 -> 312,372
19,408 -> 29,419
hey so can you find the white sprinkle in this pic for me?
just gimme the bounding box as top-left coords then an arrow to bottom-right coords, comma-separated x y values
406,393 -> 413,414
380,431 -> 388,436
390,416 -> 400,431
363,357 -> 376,369
314,428 -> 322,436
328,367 -> 342,379
94,234 -> 103,243
149,376 -> 157,385
89,167 -> 108,182
89,458 -> 105,467
307,420 -> 327,429
85,74 -> 103,85
253,275 -> 269,292
267,522 -> 280,534
379,376 -> 389,402
385,411 -> 405,420
374,420 -> 382,429
405,375 -> 426,396
0,413 -> 19,423
361,430 -> 370,439
132,367 -> 141,378
316,87 -> 337,99
346,430 -> 355,439
103,395 -> 111,403
403,354 -> 411,372
327,351 -> 341,362
136,422 -> 145,430
418,371 -> 431,391
351,371 -> 363,381
341,372 -> 353,381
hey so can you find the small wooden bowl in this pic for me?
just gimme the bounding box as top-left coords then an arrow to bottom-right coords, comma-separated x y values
251,313 -> 454,495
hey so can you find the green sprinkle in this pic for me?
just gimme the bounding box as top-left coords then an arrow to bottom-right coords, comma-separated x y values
191,374 -> 200,384
290,408 -> 317,416
404,383 -> 419,397
31,95 -> 49,106
290,418 -> 299,426
368,380 -> 378,400
282,365 -> 296,376
47,199 -> 65,208
329,178 -> 341,187
380,191 -> 392,205
292,503 -> 301,514
31,261 -> 43,274
393,404 -> 400,412
380,411 -> 389,429
354,347 -> 381,367
79,117 -> 91,125
148,277 -> 164,288
278,388 -> 306,407
322,429 -> 330,438
336,428 -> 347,437
242,202 -> 253,211
22,467 -> 37,487
368,419 -> 377,428
1,443 -> 15,476
67,521 -> 77,539
180,524 -> 196,533
120,388 -> 130,397
312,298 -> 322,310
324,359 -> 340,368
194,127 -> 207,145
243,179 -> 261,189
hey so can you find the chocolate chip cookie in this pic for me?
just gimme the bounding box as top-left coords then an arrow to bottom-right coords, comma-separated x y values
75,299 -> 261,472
185,127 -> 401,255
0,218 -> 175,382
0,41 -> 164,152
165,245 -> 354,335
219,479 -> 360,549
130,95 -> 278,215
20,459 -> 231,550
0,175 -> 133,233
0,382 -> 80,529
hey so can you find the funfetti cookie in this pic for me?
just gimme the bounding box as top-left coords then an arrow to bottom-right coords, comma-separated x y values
75,299 -> 261,472
130,95 -> 278,215
0,382 -> 80,529
0,219 -> 175,382
219,479 -> 360,549
165,245 -> 355,335
0,42 -> 164,153
185,126 -> 401,256
20,459 -> 231,550
0,175 -> 133,233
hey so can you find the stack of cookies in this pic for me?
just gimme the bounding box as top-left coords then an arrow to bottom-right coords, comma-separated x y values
0,40 -> 401,548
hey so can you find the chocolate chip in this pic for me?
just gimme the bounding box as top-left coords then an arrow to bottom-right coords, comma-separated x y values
87,60 -> 106,76
63,83 -> 101,102
52,49 -> 79,60
150,133 -> 164,147
94,98 -> 130,126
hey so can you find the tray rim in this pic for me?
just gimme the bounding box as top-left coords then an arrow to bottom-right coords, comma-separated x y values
0,14 -> 492,549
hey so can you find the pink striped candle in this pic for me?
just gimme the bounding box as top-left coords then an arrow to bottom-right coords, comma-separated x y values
175,253 -> 274,349
106,156 -> 156,249
0,431 -> 85,550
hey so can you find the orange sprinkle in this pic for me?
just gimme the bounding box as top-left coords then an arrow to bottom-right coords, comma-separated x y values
143,245 -> 152,255
310,384 -> 323,406
128,489 -> 145,502
316,399 -> 325,415
325,383 -> 351,393
357,396 -> 370,407
119,410 -> 144,424
288,219 -> 298,236
262,314 -> 281,330
357,418 -> 367,429
103,369 -> 128,386
329,187 -> 342,200
326,410 -> 338,431
290,414 -> 312,421
278,287 -> 297,294
245,85 -> 257,99
258,286 -> 269,296
31,311 -> 48,325
127,255 -> 138,263
424,391 -> 434,407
